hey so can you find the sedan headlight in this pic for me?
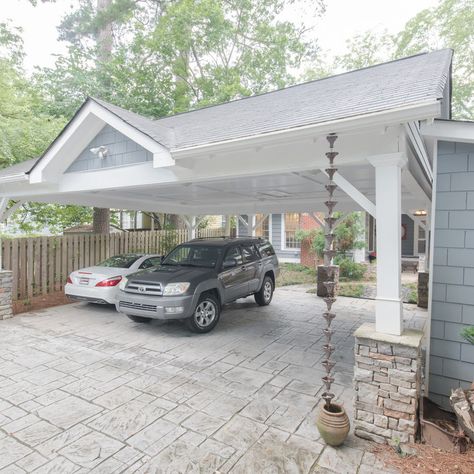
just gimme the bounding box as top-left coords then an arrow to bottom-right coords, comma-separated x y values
118,276 -> 128,291
163,282 -> 190,296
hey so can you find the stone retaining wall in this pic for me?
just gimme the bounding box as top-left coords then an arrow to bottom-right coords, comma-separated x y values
0,270 -> 13,320
353,323 -> 423,444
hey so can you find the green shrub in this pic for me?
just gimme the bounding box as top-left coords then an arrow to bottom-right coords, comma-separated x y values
461,326 -> 474,345
334,256 -> 366,281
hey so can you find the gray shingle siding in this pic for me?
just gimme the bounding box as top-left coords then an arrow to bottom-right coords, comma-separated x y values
66,124 -> 153,173
402,214 -> 414,255
237,214 -> 300,261
430,140 -> 474,409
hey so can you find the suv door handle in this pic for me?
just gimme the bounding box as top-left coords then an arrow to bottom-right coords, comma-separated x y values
241,266 -> 246,271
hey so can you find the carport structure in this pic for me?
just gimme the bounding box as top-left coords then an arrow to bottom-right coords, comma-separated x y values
0,50 -> 454,441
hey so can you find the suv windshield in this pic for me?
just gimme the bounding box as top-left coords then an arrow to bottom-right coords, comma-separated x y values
162,245 -> 223,268
98,255 -> 142,268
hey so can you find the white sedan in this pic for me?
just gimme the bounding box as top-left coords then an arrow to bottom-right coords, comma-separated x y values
65,253 -> 162,304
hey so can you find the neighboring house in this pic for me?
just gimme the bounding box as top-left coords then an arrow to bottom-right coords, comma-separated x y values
237,213 -> 322,263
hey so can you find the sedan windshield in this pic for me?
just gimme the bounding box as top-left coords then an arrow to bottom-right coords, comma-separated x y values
98,255 -> 142,268
162,245 -> 222,268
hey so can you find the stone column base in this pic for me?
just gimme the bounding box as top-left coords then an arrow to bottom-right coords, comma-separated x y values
417,272 -> 429,309
0,270 -> 13,320
353,323 -> 423,444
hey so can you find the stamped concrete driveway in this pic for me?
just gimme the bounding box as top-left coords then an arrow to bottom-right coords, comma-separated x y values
0,287 -> 424,473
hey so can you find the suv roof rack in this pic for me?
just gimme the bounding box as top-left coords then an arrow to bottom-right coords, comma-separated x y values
190,236 -> 264,241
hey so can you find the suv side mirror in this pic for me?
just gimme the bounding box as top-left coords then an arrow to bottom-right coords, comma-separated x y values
223,258 -> 238,269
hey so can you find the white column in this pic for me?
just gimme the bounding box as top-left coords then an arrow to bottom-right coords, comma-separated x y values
249,214 -> 256,237
190,216 -> 197,239
225,215 -> 231,236
368,153 -> 407,335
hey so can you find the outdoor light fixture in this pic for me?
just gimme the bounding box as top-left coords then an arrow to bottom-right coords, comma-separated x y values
413,209 -> 427,217
90,146 -> 109,159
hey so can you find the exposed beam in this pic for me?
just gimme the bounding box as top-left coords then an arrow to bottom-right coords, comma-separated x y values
320,168 -> 376,217
252,214 -> 269,231
2,201 -> 24,221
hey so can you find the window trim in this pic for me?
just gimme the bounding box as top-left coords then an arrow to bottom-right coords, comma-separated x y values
282,213 -> 300,251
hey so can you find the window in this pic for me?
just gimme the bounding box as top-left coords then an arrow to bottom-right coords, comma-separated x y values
139,257 -> 162,269
284,213 -> 300,249
98,254 -> 142,268
242,244 -> 259,263
255,214 -> 270,241
162,245 -> 223,268
224,246 -> 243,266
258,242 -> 275,257
418,226 -> 426,254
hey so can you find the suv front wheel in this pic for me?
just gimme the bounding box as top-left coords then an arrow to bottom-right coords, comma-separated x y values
255,275 -> 274,306
186,293 -> 220,333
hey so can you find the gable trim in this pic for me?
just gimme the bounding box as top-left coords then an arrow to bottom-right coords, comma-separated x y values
29,99 -> 174,184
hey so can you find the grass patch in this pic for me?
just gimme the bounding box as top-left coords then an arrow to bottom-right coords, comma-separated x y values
277,263 -> 316,287
405,282 -> 418,304
338,282 -> 365,298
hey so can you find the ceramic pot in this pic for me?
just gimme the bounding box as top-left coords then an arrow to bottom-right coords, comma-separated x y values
316,402 -> 350,446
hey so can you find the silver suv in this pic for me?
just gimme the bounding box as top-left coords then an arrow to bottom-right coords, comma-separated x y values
116,237 -> 279,333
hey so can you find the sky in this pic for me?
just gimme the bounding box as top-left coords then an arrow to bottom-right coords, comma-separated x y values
1,0 -> 440,72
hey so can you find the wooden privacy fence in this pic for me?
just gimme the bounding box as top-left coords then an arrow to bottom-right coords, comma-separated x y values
1,228 -> 223,301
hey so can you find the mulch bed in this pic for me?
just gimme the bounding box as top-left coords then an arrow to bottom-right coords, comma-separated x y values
13,291 -> 74,315
372,442 -> 474,474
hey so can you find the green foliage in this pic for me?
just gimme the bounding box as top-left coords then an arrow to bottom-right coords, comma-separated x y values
333,256 -> 366,281
0,22 -> 65,169
34,0 -> 324,118
461,326 -> 474,345
335,0 -> 474,120
296,212 -> 365,259
394,0 -> 474,119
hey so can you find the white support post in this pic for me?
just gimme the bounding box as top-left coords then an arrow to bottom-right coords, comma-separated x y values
249,214 -> 256,237
225,215 -> 232,236
368,153 -> 408,335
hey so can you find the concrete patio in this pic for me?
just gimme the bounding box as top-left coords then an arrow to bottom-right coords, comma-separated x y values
0,287 -> 426,473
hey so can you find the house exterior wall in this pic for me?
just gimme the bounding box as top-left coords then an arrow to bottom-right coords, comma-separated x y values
429,140 -> 474,409
237,214 -> 300,262
402,214 -> 414,256
66,124 -> 153,173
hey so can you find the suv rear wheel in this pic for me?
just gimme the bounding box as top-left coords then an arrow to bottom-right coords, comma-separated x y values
186,293 -> 220,333
127,315 -> 151,323
255,275 -> 274,306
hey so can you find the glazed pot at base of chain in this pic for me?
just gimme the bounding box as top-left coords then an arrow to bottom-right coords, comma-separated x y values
316,402 -> 350,447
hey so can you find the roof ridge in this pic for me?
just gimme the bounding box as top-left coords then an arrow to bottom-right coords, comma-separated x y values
151,48 -> 453,123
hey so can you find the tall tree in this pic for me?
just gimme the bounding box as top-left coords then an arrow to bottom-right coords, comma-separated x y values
92,0 -> 113,234
334,0 -> 473,120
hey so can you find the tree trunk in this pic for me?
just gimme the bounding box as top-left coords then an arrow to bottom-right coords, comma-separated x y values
92,0 -> 113,234
93,208 -> 110,234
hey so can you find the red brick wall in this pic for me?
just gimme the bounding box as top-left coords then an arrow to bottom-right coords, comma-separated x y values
299,213 -> 323,268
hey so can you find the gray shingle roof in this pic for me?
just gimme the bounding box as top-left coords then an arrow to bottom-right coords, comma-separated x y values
0,49 -> 452,178
0,158 -> 38,178
93,49 -> 452,150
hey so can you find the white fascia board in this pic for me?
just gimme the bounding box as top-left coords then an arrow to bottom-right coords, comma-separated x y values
405,122 -> 433,182
171,100 -> 441,158
421,119 -> 474,143
29,101 -> 174,184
